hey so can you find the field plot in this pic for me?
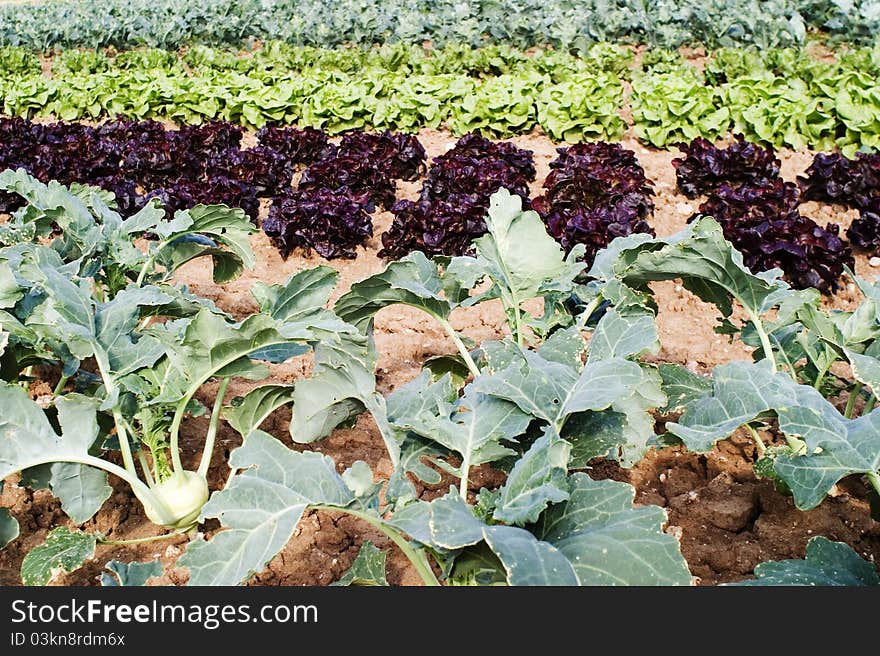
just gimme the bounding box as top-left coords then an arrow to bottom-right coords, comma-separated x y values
1,1 -> 880,589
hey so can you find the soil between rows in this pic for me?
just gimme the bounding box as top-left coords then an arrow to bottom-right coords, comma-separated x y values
1,128 -> 878,586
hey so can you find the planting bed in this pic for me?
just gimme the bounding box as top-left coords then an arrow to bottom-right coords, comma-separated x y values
1,127 -> 878,586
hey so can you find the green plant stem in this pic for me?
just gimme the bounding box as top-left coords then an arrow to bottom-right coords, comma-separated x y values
168,405 -> 185,473
813,362 -> 831,390
864,394 -> 876,415
575,295 -> 602,330
17,454 -> 175,526
437,318 -> 481,379
99,531 -> 184,546
135,260 -> 152,287
137,450 -> 156,488
746,310 -> 777,373
866,472 -> 880,498
111,410 -> 139,477
745,424 -> 765,456
845,382 -> 863,419
18,365 -> 34,389
52,373 -> 69,396
93,349 -> 139,478
197,377 -> 229,479
315,505 -> 441,587
458,457 -> 471,500
784,434 -> 807,455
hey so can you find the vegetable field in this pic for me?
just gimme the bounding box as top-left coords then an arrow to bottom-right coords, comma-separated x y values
1,1 -> 880,589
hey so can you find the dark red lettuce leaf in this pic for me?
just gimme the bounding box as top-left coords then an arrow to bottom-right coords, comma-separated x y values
673,135 -> 780,198
379,195 -> 490,258
145,177 -> 260,221
847,197 -> 880,253
532,141 -> 654,263
337,130 -> 427,181
378,134 -> 535,258
695,180 -> 853,292
255,126 -> 334,166
206,147 -> 294,196
264,187 -> 373,259
421,133 -> 535,202
697,179 -> 800,225
298,156 -> 396,210
798,152 -> 880,209
177,121 -> 243,160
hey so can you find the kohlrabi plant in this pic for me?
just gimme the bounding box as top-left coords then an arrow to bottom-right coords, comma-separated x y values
593,215 -> 880,517
178,189 -> 693,587
0,171 -> 377,583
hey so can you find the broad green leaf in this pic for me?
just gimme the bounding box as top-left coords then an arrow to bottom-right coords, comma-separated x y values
0,505 -> 18,548
20,527 -> 96,586
224,384 -> 296,437
342,461 -> 377,498
614,217 -> 791,321
0,385 -> 101,479
471,349 -> 577,423
180,431 -> 357,586
536,326 -> 586,371
474,345 -> 660,464
386,435 -> 446,504
475,188 -> 567,301
331,541 -> 388,586
17,250 -> 169,380
658,363 -> 713,414
493,429 -> 571,526
409,496 -> 555,584
0,261 -> 22,308
587,307 -> 659,362
397,479 -> 690,585
155,205 -> 256,283
335,251 -> 454,331
667,361 -> 792,452
101,559 -> 163,587
844,348 -> 880,395
536,474 -> 692,585
732,537 -> 880,586
251,267 -> 338,322
774,408 -> 880,510
95,285 -> 171,378
422,354 -> 471,387
147,307 -> 322,406
667,360 -> 879,509
46,463 -> 112,525
389,372 -> 528,473
290,330 -> 397,463
563,411 -> 630,467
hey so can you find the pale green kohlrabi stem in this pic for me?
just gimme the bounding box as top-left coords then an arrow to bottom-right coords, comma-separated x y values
197,377 -> 230,479
437,318 -> 481,379
866,472 -> 880,499
745,308 -> 778,374
575,295 -> 603,331
92,349 -> 139,481
745,424 -> 766,456
844,382 -> 864,419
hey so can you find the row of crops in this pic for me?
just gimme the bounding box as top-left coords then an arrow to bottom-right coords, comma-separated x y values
1,0 -> 879,50
2,172 -> 880,586
2,42 -> 880,151
0,116 -> 876,293
1,1 -> 880,589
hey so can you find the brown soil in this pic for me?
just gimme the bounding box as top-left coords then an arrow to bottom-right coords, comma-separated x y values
2,128 -> 879,587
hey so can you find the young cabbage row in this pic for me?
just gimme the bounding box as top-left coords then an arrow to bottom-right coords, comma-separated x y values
1,178 -> 878,586
4,0 -> 877,52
